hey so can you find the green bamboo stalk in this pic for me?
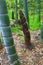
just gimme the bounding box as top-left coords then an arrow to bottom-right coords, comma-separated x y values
15,0 -> 18,20
12,10 -> 14,19
0,32 -> 2,45
19,0 -> 22,9
37,0 -> 41,24
0,32 -> 3,50
41,22 -> 43,39
23,0 -> 29,25
0,0 -> 21,65
40,0 -> 43,39
0,32 -> 1,44
0,37 -> 1,44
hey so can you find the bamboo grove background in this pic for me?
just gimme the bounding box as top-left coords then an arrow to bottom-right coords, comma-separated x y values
6,0 -> 43,30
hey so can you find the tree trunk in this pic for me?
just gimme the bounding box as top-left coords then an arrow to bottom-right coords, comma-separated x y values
0,0 -> 21,65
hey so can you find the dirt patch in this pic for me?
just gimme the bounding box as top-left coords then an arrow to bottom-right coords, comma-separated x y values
0,30 -> 43,65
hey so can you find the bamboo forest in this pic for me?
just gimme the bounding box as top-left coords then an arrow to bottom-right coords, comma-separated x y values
0,0 -> 43,65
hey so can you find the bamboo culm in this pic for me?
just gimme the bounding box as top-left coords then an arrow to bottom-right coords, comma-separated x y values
0,0 -> 21,65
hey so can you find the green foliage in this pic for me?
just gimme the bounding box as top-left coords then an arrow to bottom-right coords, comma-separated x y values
6,0 -> 15,9
11,25 -> 23,35
7,0 -> 43,30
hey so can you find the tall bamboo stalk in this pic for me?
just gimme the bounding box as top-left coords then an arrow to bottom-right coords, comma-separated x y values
37,0 -> 41,25
23,0 -> 29,25
0,0 -> 20,65
40,0 -> 43,39
15,0 -> 18,20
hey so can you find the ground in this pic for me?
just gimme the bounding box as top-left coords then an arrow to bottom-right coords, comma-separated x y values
0,30 -> 43,65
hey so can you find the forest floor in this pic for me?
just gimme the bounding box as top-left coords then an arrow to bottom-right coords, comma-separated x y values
0,30 -> 43,65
